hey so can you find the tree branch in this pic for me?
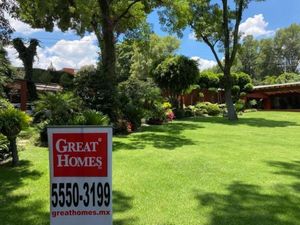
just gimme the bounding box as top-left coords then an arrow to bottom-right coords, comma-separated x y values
114,0 -> 141,24
222,0 -> 230,69
201,34 -> 224,72
230,0 -> 244,67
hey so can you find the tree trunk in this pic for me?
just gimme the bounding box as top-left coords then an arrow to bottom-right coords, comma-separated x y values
97,0 -> 119,122
99,0 -> 116,83
224,87 -> 238,121
9,136 -> 19,166
224,70 -> 238,121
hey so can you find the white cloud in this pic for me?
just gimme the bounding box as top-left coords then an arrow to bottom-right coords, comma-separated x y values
189,14 -> 274,40
191,56 -> 217,71
6,34 -> 99,70
6,15 -> 43,35
189,32 -> 197,40
239,14 -> 274,38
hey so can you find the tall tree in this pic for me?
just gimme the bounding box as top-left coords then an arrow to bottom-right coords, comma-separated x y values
235,35 -> 260,80
17,0 -> 160,83
159,0 -> 263,120
0,45 -> 12,96
274,24 -> 300,73
122,34 -> 181,80
16,0 -> 161,120
257,38 -> 281,78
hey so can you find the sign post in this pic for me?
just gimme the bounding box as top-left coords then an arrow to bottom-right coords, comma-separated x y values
48,126 -> 112,225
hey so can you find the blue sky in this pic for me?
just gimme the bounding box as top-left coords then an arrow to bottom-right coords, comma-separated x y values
6,0 -> 300,70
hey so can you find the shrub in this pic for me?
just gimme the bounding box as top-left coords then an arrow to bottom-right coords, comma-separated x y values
122,103 -> 143,130
196,102 -> 221,116
173,108 -> 186,119
74,66 -> 119,120
72,110 -> 110,126
248,99 -> 258,109
119,77 -> 163,129
147,103 -> 166,125
34,92 -> 82,125
235,99 -> 246,112
0,107 -> 31,166
0,134 -> 9,162
166,109 -> 175,121
163,102 -> 172,110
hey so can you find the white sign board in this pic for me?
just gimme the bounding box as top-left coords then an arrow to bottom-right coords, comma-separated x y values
48,127 -> 112,225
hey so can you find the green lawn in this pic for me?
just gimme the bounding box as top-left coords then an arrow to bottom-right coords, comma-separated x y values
1,111 -> 300,225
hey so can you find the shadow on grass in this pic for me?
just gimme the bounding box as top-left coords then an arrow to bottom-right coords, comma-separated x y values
195,182 -> 300,225
181,117 -> 299,128
114,133 -> 197,151
195,160 -> 300,225
139,122 -> 204,135
113,191 -> 137,224
113,122 -> 200,151
267,160 -> 300,179
0,160 -> 48,225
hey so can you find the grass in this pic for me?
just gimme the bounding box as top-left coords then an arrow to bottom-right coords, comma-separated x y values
1,111 -> 300,225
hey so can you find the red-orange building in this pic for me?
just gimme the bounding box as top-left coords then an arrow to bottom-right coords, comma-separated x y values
245,82 -> 300,110
6,79 -> 63,112
181,82 -> 300,111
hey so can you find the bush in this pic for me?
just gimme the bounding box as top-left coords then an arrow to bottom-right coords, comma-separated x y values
0,134 -> 9,162
74,66 -> 119,120
0,107 -> 31,166
72,110 -> 110,126
34,92 -> 82,125
173,108 -> 186,119
248,99 -> 257,109
235,100 -> 246,112
119,77 -> 163,129
147,103 -> 166,125
122,103 -> 143,130
196,102 -> 221,116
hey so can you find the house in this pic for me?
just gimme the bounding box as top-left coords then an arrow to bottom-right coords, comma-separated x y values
6,79 -> 63,112
181,82 -> 300,111
245,82 -> 300,110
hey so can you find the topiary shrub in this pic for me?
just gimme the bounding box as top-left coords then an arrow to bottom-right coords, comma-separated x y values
0,107 -> 31,166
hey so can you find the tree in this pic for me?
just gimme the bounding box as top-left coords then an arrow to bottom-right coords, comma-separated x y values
16,0 -> 163,121
0,45 -> 13,96
274,24 -> 300,73
0,0 -> 16,45
116,34 -> 180,81
12,38 -> 40,100
256,38 -> 281,79
159,0 -> 262,120
12,38 -> 39,81
130,34 -> 180,79
262,73 -> 300,85
18,0 -> 159,83
152,55 -> 199,109
235,35 -> 260,80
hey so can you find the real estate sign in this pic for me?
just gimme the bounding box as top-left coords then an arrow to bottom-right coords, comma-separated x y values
48,127 -> 112,225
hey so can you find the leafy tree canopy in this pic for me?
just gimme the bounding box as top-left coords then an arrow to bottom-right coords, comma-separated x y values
152,55 -> 199,104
